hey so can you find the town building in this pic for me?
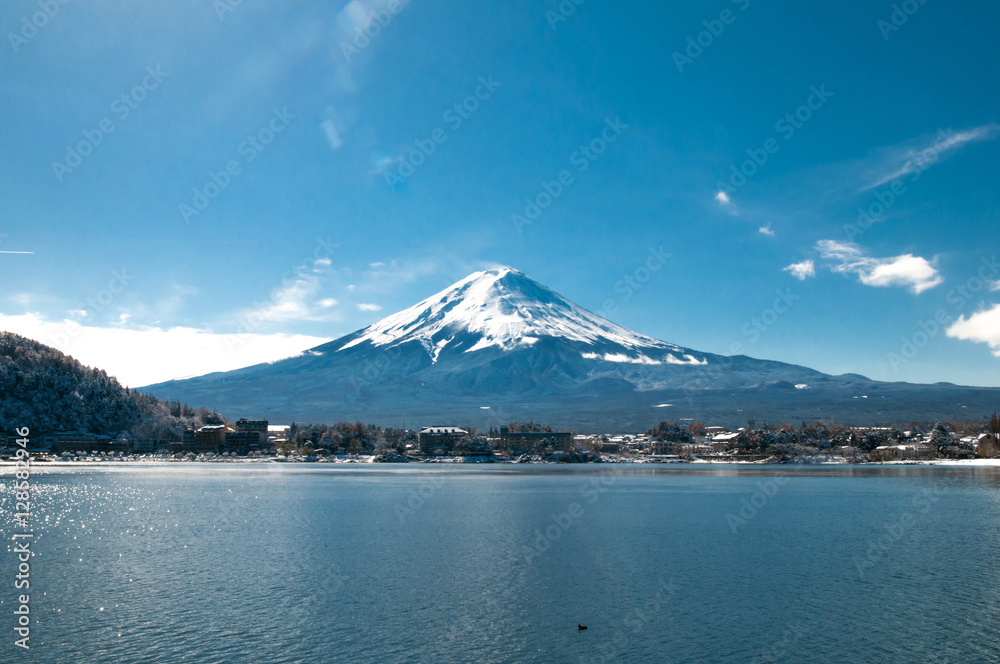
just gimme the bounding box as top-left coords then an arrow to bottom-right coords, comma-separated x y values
225,419 -> 269,454
191,425 -> 231,453
268,425 -> 290,447
419,426 -> 467,455
976,433 -> 998,458
498,426 -> 572,452
711,432 -> 742,452
48,432 -> 128,455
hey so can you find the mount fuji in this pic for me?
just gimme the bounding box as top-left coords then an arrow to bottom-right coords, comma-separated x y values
143,268 -> 1000,430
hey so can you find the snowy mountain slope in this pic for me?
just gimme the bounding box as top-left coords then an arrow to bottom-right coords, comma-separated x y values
336,267 -> 705,366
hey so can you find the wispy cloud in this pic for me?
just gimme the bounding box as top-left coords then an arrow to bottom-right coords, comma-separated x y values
947,304 -> 1000,357
758,223 -> 775,237
7,293 -> 34,307
816,240 -> 942,293
321,119 -> 343,150
715,191 -> 731,206
240,256 -> 341,325
783,260 -> 815,281
357,303 -> 382,312
862,124 -> 1000,191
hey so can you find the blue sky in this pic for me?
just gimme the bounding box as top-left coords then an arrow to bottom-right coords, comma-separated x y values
1,0 -> 999,388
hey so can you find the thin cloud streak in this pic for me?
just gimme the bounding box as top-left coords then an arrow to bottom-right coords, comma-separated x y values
861,124 -> 1000,192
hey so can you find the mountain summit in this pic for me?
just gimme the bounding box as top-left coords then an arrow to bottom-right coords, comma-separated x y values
143,268 -> 1000,430
338,267 -> 703,366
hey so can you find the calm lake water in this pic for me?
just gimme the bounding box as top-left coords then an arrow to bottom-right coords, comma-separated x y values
2,464 -> 1000,663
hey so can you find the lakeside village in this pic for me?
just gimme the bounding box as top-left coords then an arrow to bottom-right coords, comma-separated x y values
3,415 -> 1000,464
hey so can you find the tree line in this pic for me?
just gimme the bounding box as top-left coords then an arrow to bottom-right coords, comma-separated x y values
0,332 -> 225,440
649,416 -> 1000,460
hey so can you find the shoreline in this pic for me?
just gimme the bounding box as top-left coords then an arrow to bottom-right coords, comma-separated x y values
5,455 -> 1000,467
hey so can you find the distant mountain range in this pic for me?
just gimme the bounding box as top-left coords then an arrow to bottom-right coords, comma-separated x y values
142,268 -> 999,431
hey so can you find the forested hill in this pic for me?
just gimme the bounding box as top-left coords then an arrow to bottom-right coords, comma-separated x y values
0,332 -> 224,438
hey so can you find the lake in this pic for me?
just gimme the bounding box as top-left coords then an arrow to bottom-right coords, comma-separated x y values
3,464 -> 1000,663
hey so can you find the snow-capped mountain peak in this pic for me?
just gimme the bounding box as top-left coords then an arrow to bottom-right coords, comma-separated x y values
339,267 -> 694,362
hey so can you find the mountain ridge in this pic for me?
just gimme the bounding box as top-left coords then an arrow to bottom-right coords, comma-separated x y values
142,267 -> 1000,430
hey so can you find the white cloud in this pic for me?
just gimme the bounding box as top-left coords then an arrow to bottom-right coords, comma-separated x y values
758,224 -> 775,237
369,261 -> 386,267
580,352 -> 706,366
715,191 -> 732,206
816,240 -> 942,294
8,293 -> 34,307
240,257 -> 341,325
357,303 -> 382,312
251,278 -> 318,321
783,260 -> 816,281
863,124 -> 1000,191
0,313 -> 329,387
320,119 -> 342,150
947,304 -> 1000,357
317,298 -> 339,308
